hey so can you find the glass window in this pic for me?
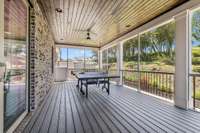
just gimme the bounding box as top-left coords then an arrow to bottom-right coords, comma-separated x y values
57,48 -> 68,67
85,49 -> 98,69
60,48 -> 68,61
140,21 -> 175,73
102,50 -> 108,70
3,0 -> 27,130
123,36 -> 139,88
191,9 -> 200,73
68,48 -> 85,70
108,46 -> 117,70
123,36 -> 139,70
191,8 -> 200,109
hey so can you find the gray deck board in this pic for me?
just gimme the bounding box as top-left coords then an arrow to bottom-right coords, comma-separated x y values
22,82 -> 200,133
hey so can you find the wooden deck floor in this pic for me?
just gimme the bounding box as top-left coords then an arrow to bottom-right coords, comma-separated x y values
23,82 -> 200,133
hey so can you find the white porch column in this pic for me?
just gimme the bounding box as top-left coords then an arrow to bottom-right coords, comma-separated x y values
174,11 -> 189,109
119,42 -> 123,85
99,50 -> 102,70
116,42 -> 123,85
0,0 -> 4,132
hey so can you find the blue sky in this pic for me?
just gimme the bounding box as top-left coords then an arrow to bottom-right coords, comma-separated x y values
60,48 -> 95,60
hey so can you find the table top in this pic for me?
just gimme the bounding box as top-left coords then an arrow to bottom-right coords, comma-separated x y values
74,72 -> 120,80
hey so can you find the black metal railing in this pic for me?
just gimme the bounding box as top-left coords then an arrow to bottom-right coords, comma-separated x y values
190,73 -> 200,109
121,69 -> 174,100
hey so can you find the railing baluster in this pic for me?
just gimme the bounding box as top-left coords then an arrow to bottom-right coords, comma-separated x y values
121,69 -> 175,101
193,75 -> 196,109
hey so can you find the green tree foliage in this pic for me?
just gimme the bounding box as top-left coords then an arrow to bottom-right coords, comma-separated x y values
123,22 -> 175,64
192,10 -> 200,42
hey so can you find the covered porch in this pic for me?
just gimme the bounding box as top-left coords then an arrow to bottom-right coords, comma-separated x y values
1,0 -> 200,133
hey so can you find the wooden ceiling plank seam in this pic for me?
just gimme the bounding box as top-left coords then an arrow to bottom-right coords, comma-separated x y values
101,0 -> 185,47
39,0 -> 57,41
118,0 -> 173,34
65,0 -> 71,37
118,0 -> 170,26
107,0 -> 162,35
72,0 -> 99,40
85,0 -> 112,28
94,0 -> 145,34
98,0 -> 169,45
76,0 -> 116,45
38,0 -> 187,46
70,0 -> 82,39
92,0 -> 133,31
60,0 -> 64,37
55,0 -> 62,38
86,0 -> 117,40
71,0 -> 82,39
67,0 -> 77,39
49,0 -> 59,39
73,0 -> 91,35
65,0 -> 73,40
97,0 -> 162,42
92,0 -> 133,36
93,0 -> 130,41
110,0 -> 170,42
73,0 -> 93,40
71,0 -> 86,40
63,0 -> 69,39
63,0 -> 72,40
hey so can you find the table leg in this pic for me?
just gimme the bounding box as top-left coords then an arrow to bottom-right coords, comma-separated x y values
86,83 -> 88,98
107,78 -> 110,95
76,79 -> 79,89
80,80 -> 85,95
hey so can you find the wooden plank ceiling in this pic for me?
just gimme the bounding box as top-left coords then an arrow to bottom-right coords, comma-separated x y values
38,0 -> 188,47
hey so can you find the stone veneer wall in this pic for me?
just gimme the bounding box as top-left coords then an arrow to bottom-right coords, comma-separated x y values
29,1 -> 55,111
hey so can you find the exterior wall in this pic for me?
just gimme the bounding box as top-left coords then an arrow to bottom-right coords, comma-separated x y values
29,1 -> 55,110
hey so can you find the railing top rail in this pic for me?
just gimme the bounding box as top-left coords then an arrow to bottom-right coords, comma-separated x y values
189,73 -> 200,77
120,69 -> 174,75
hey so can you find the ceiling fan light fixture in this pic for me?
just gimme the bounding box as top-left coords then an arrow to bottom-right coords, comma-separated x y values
55,8 -> 63,13
86,36 -> 91,40
126,24 -> 131,28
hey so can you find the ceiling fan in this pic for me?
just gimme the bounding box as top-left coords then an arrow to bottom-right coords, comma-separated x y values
73,22 -> 97,40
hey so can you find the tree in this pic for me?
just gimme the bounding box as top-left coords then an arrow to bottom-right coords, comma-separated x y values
192,10 -> 200,42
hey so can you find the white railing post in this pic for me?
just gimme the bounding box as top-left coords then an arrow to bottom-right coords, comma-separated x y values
174,10 -> 190,109
99,50 -> 102,70
118,42 -> 123,85
0,0 -> 4,132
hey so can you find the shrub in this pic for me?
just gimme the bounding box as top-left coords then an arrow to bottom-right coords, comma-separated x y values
192,47 -> 200,57
193,67 -> 200,73
192,57 -> 200,65
194,90 -> 200,100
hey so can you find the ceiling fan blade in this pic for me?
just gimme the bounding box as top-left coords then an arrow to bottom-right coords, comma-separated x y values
89,31 -> 97,35
88,22 -> 96,30
73,29 -> 87,32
